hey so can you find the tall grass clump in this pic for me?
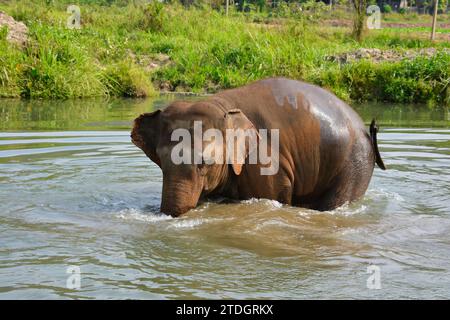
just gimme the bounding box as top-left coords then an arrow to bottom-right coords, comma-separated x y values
102,60 -> 156,97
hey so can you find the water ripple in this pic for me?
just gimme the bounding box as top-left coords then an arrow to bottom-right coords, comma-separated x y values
0,126 -> 449,299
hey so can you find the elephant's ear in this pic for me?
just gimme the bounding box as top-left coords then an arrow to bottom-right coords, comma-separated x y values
226,109 -> 260,175
131,110 -> 162,167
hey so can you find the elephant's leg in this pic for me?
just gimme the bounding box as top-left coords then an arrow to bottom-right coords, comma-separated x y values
247,173 -> 292,205
313,175 -> 352,211
276,175 -> 293,205
312,154 -> 374,211
242,157 -> 294,205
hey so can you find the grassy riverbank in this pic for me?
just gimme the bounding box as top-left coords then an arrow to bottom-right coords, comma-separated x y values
0,1 -> 449,106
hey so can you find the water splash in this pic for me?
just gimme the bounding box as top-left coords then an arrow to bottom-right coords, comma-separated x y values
327,202 -> 369,216
168,218 -> 205,229
241,198 -> 283,209
116,208 -> 171,223
368,188 -> 405,202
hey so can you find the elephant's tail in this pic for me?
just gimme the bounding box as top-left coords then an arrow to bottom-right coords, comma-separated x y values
370,119 -> 386,170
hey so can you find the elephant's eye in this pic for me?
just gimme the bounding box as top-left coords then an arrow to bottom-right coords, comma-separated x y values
198,164 -> 208,176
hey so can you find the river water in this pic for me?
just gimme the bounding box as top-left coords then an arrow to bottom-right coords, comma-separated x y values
0,97 -> 449,299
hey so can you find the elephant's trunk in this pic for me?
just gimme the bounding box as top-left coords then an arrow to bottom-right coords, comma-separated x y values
160,173 -> 203,217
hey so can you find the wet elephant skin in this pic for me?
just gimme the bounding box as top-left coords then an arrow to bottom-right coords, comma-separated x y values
131,78 -> 385,216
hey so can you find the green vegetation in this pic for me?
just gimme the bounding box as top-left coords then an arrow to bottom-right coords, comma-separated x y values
384,26 -> 450,34
0,0 -> 449,106
315,52 -> 450,106
382,4 -> 393,13
0,0 -> 158,98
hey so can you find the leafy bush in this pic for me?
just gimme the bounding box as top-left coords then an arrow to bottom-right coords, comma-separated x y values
383,4 -> 393,13
315,52 -> 450,105
438,0 -> 448,13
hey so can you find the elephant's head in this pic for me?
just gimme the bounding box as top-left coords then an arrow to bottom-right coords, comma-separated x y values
131,99 -> 259,217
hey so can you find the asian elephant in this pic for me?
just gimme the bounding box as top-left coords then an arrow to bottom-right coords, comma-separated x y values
131,78 -> 386,217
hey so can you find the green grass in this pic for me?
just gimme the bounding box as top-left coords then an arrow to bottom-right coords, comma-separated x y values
382,12 -> 450,24
0,0 -> 157,98
384,27 -> 450,34
0,0 -> 449,106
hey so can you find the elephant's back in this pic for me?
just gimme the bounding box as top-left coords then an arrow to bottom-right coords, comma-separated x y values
217,77 -> 365,134
259,78 -> 364,129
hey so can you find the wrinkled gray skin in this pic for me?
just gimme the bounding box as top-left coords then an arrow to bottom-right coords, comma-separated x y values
131,78 -> 385,217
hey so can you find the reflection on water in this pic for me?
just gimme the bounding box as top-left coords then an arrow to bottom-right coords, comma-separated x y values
1,98 -> 449,131
0,98 -> 449,299
0,97 -> 175,131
